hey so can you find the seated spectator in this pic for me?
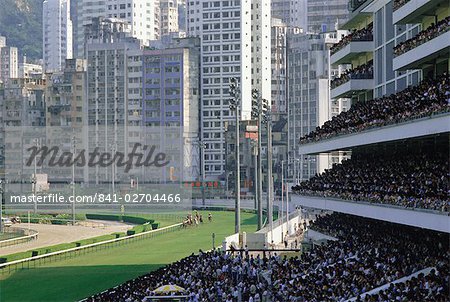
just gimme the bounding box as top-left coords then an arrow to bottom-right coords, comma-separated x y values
394,17 -> 450,57
357,263 -> 449,302
84,213 -> 449,302
292,151 -> 449,212
393,0 -> 410,11
300,72 -> 449,143
331,61 -> 374,89
331,23 -> 373,55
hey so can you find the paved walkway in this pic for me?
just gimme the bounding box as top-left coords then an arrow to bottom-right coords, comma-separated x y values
0,221 -> 132,256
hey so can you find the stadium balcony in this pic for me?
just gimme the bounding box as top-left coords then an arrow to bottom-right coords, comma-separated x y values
330,40 -> 373,65
393,27 -> 450,71
330,27 -> 373,66
342,0 -> 374,30
297,113 -> 449,155
393,0 -> 448,25
330,77 -> 374,99
291,195 -> 450,233
330,62 -> 374,99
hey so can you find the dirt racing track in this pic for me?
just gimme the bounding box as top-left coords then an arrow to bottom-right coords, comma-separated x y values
0,220 -> 133,256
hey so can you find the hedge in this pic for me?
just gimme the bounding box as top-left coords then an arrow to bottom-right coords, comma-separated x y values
85,214 -> 121,221
85,214 -> 154,225
122,216 -> 153,225
50,219 -> 67,225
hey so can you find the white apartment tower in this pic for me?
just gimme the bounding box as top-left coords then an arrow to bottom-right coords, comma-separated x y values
187,0 -> 271,178
271,0 -> 306,30
43,0 -> 73,72
0,46 -> 18,83
75,0 -> 160,58
271,18 -> 288,113
160,0 -> 179,35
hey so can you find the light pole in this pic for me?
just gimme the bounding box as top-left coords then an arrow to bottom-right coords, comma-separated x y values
72,135 -> 76,225
262,98 -> 273,235
229,77 -> 240,234
251,140 -> 258,211
198,141 -> 206,206
281,160 -> 284,237
32,138 -> 39,214
110,142 -> 116,197
0,180 -> 3,233
251,89 -> 263,230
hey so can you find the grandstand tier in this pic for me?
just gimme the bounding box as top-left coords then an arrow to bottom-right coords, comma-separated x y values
85,213 -> 449,302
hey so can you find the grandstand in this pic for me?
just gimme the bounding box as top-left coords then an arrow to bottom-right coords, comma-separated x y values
85,213 -> 449,301
292,0 -> 449,232
81,1 -> 449,301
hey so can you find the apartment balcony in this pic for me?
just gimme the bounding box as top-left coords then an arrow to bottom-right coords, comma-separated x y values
393,30 -> 450,71
393,0 -> 447,24
291,195 -> 450,233
297,113 -> 450,155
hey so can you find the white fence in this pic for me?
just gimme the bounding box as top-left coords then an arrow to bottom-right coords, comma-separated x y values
345,267 -> 434,301
0,227 -> 39,248
245,211 -> 302,249
222,233 -> 240,251
0,223 -> 182,275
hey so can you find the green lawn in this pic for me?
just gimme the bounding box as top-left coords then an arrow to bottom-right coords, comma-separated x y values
0,211 -> 257,302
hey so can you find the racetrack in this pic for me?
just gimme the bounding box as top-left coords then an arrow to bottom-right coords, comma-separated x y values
0,221 -> 132,256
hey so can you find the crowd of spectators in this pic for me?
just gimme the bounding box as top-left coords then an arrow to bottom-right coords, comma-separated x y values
393,0 -> 410,11
292,151 -> 448,212
330,23 -> 373,55
330,62 -> 374,89
358,264 -> 449,302
300,72 -> 449,143
85,213 -> 449,302
394,17 -> 450,57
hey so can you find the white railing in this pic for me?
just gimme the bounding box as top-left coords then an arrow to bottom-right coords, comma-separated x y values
0,228 -> 39,248
0,223 -> 182,274
345,267 -> 434,301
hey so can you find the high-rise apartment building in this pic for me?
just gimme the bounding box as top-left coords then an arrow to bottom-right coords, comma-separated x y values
271,0 -> 306,30
1,78 -> 46,127
45,59 -> 86,181
74,0 -> 160,58
85,18 -> 142,184
45,59 -> 86,128
307,0 -> 349,33
160,0 -> 179,36
142,37 -> 200,181
0,78 -> 46,181
178,0 -> 187,32
287,33 -> 330,181
271,18 -> 288,114
187,0 -> 271,179
84,18 -> 200,183
0,46 -> 19,83
43,0 -> 73,72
